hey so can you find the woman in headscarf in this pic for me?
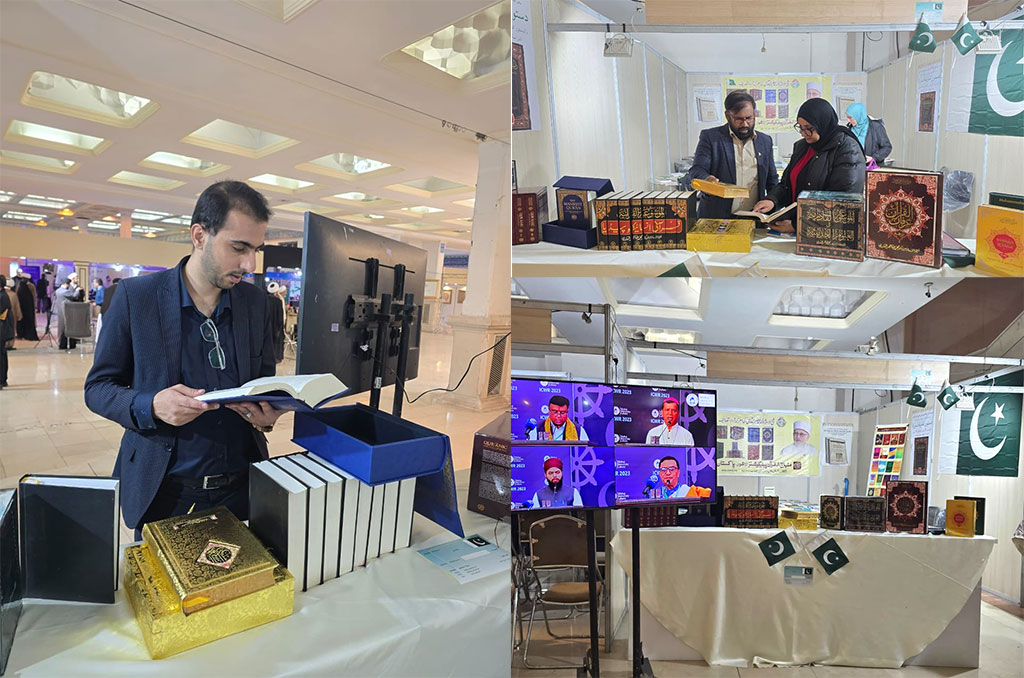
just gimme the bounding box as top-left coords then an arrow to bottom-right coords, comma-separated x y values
845,102 -> 892,166
752,98 -> 867,233
15,274 -> 39,341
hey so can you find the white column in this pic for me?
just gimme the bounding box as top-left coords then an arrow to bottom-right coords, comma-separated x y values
437,139 -> 511,411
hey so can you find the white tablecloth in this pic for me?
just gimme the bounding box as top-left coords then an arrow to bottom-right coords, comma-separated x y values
6,472 -> 510,677
513,237 -> 988,278
610,527 -> 995,669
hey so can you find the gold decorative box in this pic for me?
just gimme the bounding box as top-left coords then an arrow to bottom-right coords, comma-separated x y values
124,543 -> 294,659
779,510 -> 820,531
686,219 -> 756,253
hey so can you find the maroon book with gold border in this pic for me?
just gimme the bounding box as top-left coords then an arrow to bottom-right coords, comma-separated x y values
844,496 -> 886,532
865,169 -> 943,268
885,480 -> 927,534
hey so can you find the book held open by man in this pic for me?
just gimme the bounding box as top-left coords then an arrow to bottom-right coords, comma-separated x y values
733,202 -> 797,224
195,373 -> 347,411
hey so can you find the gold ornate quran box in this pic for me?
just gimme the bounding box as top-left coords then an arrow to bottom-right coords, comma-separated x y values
124,543 -> 294,659
141,506 -> 278,615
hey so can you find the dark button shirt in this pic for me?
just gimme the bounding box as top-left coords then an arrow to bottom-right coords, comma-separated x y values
132,270 -> 256,478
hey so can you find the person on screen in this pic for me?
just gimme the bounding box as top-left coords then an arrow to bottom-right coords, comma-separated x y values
530,457 -> 583,508
643,455 -> 712,500
645,397 -> 694,446
527,395 -> 589,441
779,420 -> 819,458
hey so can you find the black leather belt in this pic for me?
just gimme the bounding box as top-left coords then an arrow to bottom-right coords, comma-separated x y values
166,471 -> 246,491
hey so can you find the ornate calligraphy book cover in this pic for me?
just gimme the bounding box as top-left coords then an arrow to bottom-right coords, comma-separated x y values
884,480 -> 927,534
844,496 -> 886,532
945,499 -> 976,537
953,495 -> 986,535
512,187 -> 547,245
664,191 -> 696,250
865,169 -> 943,268
819,495 -> 844,530
976,204 -> 1024,276
796,191 -> 864,261
722,495 -> 778,528
630,192 -> 646,251
142,506 -> 278,615
643,192 -> 669,250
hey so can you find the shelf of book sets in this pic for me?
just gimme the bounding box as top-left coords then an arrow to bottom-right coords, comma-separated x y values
512,171 -> 1024,276
0,399 -> 456,669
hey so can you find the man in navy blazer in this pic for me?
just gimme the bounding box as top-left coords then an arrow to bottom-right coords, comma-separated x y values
85,181 -> 282,536
689,91 -> 780,220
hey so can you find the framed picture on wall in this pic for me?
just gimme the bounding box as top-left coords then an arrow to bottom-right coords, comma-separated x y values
442,289 -> 453,304
424,280 -> 440,299
826,438 -> 848,465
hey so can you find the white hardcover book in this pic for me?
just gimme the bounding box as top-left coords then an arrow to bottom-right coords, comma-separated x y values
365,483 -> 386,563
271,457 -> 327,589
288,454 -> 344,581
307,453 -> 360,575
249,461 -> 307,589
395,477 -> 417,550
379,481 -> 399,555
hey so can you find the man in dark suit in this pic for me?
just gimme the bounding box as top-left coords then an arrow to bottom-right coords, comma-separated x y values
689,91 -> 779,220
85,181 -> 282,538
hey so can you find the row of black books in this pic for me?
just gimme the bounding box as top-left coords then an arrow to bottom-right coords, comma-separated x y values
249,453 -> 416,592
593,191 -> 698,251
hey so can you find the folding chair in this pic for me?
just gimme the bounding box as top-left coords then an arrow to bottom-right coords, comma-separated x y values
63,301 -> 93,355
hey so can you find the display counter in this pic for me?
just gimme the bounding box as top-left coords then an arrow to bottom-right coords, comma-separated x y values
512,236 -> 990,278
609,526 -> 995,669
5,470 -> 509,677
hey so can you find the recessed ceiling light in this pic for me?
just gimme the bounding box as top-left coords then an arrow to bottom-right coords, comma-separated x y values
0,150 -> 79,174
387,176 -> 472,198
0,191 -> 15,203
2,210 -> 47,221
182,119 -> 298,158
631,329 -> 700,344
398,0 -> 510,80
276,202 -> 334,214
752,336 -> 828,350
131,224 -> 166,234
131,210 -> 173,221
107,171 -> 185,191
5,120 -> 111,156
454,198 -> 476,208
140,151 -> 229,177
400,205 -> 444,215
335,192 -> 378,202
21,71 -> 158,127
160,215 -> 193,226
34,219 -> 47,227
248,173 -> 316,194
19,195 -> 72,209
57,207 -> 74,217
87,220 -> 120,230
297,153 -> 397,180
769,286 -> 887,330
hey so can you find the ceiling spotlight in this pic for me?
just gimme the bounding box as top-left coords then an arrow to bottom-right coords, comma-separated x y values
924,282 -> 934,299
856,336 -> 880,355
581,304 -> 593,324
57,207 -> 74,217
34,219 -> 47,226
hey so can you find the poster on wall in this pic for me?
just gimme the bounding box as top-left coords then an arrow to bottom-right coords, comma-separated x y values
716,411 -> 821,476
916,62 -> 943,133
822,422 -> 853,465
511,0 -> 540,132
955,371 -> 1022,476
866,424 -> 907,496
946,27 -> 1024,138
910,408 -> 935,476
694,85 -> 723,124
832,84 -> 864,120
721,75 -> 833,133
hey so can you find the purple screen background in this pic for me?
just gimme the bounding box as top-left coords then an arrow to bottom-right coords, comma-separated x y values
614,446 -> 717,505
510,445 -> 616,510
510,379 -> 614,445
613,386 -> 717,447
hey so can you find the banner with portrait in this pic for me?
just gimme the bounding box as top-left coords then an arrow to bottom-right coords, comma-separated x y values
722,75 -> 834,133
716,411 -> 822,476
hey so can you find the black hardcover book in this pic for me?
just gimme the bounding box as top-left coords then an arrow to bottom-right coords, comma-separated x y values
18,475 -> 120,604
249,460 -> 308,590
954,495 -> 986,535
468,412 -> 510,521
819,495 -> 844,530
722,496 -> 778,529
844,496 -> 886,532
1,489 -> 21,676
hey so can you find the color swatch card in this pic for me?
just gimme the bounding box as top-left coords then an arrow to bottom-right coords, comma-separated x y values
866,424 -> 907,497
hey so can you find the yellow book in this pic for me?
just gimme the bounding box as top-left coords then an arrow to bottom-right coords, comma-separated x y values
976,204 -> 1024,276
124,543 -> 294,659
142,506 -> 278,615
692,178 -> 751,199
686,219 -> 756,253
945,499 -> 977,538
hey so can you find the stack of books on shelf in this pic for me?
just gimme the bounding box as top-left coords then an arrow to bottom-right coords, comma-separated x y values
595,191 -> 697,251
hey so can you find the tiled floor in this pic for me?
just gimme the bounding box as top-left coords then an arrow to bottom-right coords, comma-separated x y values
0,315 -> 504,544
512,596 -> 1024,678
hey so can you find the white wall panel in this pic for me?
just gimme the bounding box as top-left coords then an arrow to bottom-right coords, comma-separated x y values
646,47 -> 669,179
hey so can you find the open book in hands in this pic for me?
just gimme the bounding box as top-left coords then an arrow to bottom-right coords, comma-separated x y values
195,373 -> 348,411
732,202 -> 797,224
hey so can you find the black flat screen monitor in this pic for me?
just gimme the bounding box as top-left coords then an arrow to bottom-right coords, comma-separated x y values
297,213 -> 427,395
510,378 -> 615,446
612,385 -> 718,447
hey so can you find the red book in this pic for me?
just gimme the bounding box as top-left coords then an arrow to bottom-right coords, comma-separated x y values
512,187 -> 547,245
865,168 -> 943,268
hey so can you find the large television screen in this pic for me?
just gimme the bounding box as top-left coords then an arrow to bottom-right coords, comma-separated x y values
612,385 -> 718,447
613,446 -> 718,505
510,379 -> 615,446
510,445 -> 616,511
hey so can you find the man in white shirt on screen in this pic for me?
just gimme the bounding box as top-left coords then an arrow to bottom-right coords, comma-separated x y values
645,397 -> 695,446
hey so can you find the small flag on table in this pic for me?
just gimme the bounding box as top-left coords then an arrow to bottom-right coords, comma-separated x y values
758,529 -> 796,567
951,14 -> 983,55
938,380 -> 961,410
907,381 -> 928,408
909,14 -> 938,53
811,537 -> 850,575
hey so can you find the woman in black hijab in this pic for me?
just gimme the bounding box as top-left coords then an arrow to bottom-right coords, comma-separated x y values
15,276 -> 39,341
752,97 -> 866,233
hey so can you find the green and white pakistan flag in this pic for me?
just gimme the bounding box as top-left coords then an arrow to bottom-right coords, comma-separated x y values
956,371 -> 1022,476
947,23 -> 1024,137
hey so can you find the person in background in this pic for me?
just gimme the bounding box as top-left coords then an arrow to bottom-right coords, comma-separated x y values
4,279 -> 21,351
92,278 -> 106,336
266,282 -> 286,364
752,98 -> 866,233
0,275 -> 14,387
54,277 -> 79,350
14,270 -> 38,341
37,272 -> 50,314
689,91 -> 779,219
529,457 -> 583,508
845,102 -> 892,167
